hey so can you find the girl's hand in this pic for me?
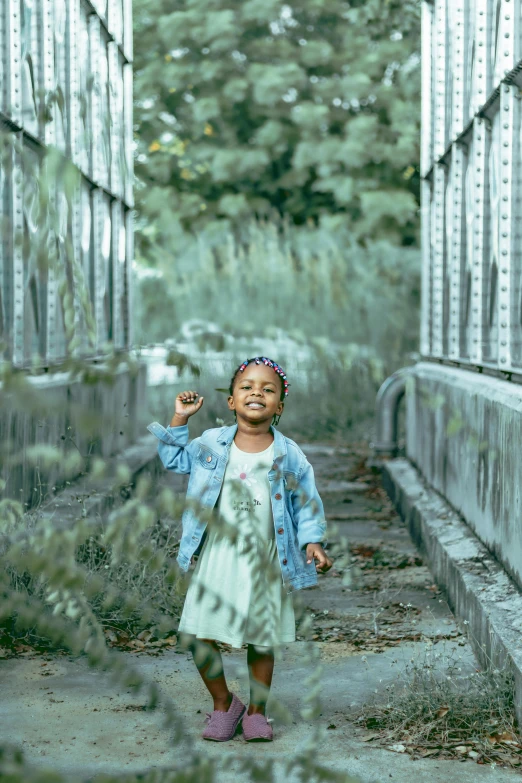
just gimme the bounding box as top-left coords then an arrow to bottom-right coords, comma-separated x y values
172,390 -> 204,423
306,543 -> 333,573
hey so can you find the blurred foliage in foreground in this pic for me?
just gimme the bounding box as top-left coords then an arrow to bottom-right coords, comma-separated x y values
134,0 -> 421,247
0,745 -> 361,782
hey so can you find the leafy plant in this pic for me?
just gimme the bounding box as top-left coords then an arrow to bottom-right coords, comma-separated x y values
134,0 -> 421,245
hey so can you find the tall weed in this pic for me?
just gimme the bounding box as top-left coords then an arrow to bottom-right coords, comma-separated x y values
136,219 -> 420,363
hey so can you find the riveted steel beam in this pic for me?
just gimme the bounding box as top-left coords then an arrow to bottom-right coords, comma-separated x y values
69,175 -> 86,357
0,5 -> 6,117
123,0 -> 133,62
497,84 -> 522,369
448,145 -> 466,359
124,206 -> 133,348
2,1 -> 22,124
464,0 -> 475,124
434,0 -> 448,159
52,0 -> 68,152
493,0 -> 517,86
420,179 -> 433,355
4,1 -> 23,126
109,42 -> 123,199
11,139 -> 25,365
21,0 -> 41,139
89,15 -> 102,186
123,63 -> 134,208
476,0 -> 493,104
431,164 -> 447,357
108,0 -> 123,47
468,118 -> 488,364
0,137 -> 14,362
421,2 -> 434,177
481,110 -> 499,365
111,199 -> 123,349
461,130 -> 474,358
92,188 -> 111,350
41,0 -> 55,147
451,2 -> 466,141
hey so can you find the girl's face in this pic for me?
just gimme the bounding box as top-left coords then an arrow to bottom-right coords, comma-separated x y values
228,363 -> 284,425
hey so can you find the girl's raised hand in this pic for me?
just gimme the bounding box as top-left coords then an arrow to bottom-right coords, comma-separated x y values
174,390 -> 204,419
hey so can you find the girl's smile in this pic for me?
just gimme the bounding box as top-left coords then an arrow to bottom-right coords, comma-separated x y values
228,363 -> 284,425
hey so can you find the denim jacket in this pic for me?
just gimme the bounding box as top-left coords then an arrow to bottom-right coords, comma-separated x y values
147,422 -> 327,592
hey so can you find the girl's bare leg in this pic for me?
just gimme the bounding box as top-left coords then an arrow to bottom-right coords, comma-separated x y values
190,637 -> 232,711
247,644 -> 275,715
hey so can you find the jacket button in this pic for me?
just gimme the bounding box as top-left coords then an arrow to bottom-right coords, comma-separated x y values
272,463 -> 278,471
282,558 -> 288,565
277,527 -> 284,535
206,455 -> 212,463
275,493 -> 282,500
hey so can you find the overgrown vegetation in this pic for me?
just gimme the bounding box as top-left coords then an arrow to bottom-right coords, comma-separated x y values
2,498 -> 187,653
356,639 -> 522,767
136,219 -> 420,353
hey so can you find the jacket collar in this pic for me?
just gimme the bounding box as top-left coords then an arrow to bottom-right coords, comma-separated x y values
217,424 -> 287,460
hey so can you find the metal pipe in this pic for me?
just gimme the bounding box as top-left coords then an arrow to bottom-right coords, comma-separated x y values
371,367 -> 413,459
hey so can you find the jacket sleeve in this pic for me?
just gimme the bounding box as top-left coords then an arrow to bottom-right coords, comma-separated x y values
146,422 -> 200,474
292,460 -> 327,550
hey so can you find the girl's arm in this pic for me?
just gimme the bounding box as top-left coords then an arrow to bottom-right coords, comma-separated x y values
147,389 -> 204,474
292,461 -> 327,550
292,461 -> 332,572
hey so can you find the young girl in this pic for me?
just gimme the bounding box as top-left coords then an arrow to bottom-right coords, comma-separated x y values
147,357 -> 332,742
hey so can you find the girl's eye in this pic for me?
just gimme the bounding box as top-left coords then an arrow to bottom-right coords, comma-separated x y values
264,388 -> 274,393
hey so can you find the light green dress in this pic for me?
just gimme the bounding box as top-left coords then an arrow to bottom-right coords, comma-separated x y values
178,440 -> 296,648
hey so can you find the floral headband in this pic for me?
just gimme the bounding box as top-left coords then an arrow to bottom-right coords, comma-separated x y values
237,357 -> 289,396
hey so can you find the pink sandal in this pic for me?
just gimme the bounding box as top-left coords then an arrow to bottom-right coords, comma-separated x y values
202,693 -> 246,741
242,712 -> 274,742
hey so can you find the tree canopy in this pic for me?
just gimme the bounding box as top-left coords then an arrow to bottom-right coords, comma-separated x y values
134,0 -> 421,250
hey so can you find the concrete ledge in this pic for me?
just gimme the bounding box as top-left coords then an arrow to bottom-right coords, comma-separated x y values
31,435 -> 164,529
382,458 -> 522,723
405,362 -> 522,591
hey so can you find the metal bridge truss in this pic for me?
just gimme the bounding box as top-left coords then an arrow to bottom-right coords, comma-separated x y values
422,0 -> 522,378
0,0 -> 133,367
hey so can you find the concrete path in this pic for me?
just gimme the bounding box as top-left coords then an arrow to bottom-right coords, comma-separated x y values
1,442 -> 519,782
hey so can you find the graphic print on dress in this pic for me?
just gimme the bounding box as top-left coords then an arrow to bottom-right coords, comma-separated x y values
231,463 -> 264,516
232,463 -> 258,487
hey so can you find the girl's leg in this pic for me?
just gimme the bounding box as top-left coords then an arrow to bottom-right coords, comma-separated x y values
190,637 -> 232,712
247,644 -> 275,715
